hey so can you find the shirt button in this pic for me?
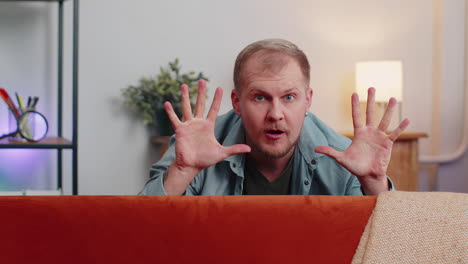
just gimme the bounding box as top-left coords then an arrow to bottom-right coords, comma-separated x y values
304,180 -> 310,185
311,159 -> 317,165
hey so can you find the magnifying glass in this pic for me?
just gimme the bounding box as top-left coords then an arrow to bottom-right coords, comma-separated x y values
0,110 -> 49,142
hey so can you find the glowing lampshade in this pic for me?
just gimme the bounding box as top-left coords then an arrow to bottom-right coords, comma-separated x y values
355,61 -> 403,102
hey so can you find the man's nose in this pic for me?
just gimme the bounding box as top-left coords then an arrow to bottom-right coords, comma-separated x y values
266,99 -> 284,121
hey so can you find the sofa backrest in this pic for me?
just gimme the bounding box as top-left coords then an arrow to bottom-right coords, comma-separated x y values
0,195 -> 376,264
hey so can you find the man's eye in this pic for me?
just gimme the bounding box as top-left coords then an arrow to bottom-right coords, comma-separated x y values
255,95 -> 265,101
285,95 -> 295,101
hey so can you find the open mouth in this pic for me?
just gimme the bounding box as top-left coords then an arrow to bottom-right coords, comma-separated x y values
267,130 -> 284,135
265,129 -> 285,139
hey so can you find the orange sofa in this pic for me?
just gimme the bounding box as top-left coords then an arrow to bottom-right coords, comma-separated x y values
0,195 -> 376,264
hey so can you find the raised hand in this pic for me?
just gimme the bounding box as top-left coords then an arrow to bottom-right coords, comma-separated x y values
163,80 -> 251,194
315,87 -> 410,194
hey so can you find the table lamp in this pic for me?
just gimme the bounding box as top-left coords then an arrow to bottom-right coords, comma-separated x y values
355,60 -> 403,124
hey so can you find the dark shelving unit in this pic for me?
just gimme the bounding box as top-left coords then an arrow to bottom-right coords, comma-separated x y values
0,0 -> 79,195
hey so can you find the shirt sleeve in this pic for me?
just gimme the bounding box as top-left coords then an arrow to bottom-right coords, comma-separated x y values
139,135 -> 202,195
139,136 -> 177,195
356,176 -> 395,196
345,176 -> 365,196
138,171 -> 167,195
387,176 -> 396,191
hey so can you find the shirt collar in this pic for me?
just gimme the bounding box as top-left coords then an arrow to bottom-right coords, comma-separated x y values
221,112 -> 246,167
296,113 -> 329,162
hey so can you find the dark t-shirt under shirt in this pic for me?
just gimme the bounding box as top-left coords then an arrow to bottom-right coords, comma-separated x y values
242,156 -> 294,195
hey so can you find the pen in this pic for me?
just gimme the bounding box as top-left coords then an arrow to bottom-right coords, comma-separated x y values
0,88 -> 21,119
15,92 -> 25,114
18,95 -> 25,112
31,96 -> 39,109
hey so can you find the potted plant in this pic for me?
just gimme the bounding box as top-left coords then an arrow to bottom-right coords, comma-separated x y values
122,59 -> 209,136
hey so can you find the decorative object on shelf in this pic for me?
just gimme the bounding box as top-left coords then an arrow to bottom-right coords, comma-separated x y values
0,88 -> 49,142
0,87 -> 21,119
355,60 -> 403,123
3,110 -> 49,142
122,59 -> 209,136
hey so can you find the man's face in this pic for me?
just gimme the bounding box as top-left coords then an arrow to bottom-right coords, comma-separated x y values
231,52 -> 313,159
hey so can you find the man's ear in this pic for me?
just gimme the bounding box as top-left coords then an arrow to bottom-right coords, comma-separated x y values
231,89 -> 241,115
305,88 -> 313,110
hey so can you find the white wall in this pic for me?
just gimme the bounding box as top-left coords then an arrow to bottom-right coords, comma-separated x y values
0,0 -> 466,194
434,0 -> 468,192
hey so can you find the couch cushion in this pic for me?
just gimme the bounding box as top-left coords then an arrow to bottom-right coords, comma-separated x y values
0,195 -> 376,264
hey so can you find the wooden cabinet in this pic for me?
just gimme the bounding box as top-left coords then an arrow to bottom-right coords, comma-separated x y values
341,132 -> 428,191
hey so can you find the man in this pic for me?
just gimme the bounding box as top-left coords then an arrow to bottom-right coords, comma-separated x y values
140,39 -> 409,196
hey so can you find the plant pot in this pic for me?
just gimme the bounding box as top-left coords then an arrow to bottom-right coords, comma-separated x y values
154,111 -> 174,136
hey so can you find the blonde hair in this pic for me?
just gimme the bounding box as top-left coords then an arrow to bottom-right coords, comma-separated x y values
233,39 -> 310,90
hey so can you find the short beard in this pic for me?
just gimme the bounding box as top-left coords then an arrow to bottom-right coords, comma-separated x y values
250,137 -> 298,160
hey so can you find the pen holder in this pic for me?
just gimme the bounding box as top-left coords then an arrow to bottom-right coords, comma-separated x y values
8,109 -> 49,142
8,110 -> 24,141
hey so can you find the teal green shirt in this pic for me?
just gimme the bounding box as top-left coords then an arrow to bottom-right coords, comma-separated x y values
140,110 -> 385,195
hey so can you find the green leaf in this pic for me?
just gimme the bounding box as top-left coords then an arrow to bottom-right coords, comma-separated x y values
121,58 -> 209,131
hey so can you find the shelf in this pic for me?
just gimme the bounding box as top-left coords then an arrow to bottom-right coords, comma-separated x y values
1,0 -> 79,194
0,0 -> 70,2
0,137 -> 73,149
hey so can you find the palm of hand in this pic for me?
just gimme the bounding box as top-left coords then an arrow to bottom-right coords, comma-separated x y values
337,127 -> 393,178
174,119 -> 227,170
166,80 -> 250,172
315,88 -> 409,179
